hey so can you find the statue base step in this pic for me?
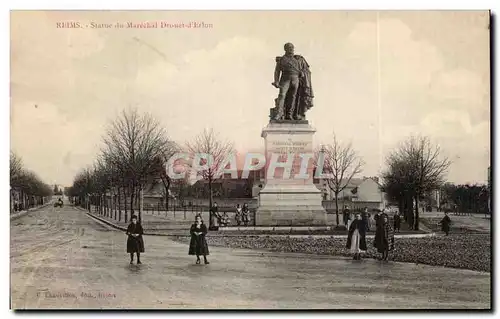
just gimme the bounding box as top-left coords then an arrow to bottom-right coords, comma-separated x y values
255,184 -> 327,226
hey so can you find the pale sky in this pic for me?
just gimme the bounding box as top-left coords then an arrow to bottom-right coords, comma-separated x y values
10,11 -> 490,186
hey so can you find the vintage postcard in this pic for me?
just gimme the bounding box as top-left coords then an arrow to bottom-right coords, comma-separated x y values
9,10 -> 491,309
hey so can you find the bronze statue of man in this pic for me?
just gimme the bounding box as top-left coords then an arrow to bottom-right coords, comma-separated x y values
271,43 -> 314,121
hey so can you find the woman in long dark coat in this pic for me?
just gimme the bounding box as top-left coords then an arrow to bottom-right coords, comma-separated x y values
346,213 -> 367,260
439,212 -> 452,236
189,215 -> 210,264
374,214 -> 394,261
126,215 -> 145,264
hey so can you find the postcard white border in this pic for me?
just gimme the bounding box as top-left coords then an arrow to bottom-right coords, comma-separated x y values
2,0 -> 497,317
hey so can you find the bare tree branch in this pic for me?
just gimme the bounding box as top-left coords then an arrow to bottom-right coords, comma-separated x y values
314,133 -> 364,225
185,128 -> 235,183
381,135 -> 451,230
184,128 -> 235,227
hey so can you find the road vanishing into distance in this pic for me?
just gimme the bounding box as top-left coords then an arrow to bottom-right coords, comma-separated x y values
10,201 -> 491,309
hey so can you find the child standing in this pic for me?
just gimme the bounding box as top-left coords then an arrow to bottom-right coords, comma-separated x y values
189,215 -> 210,264
235,204 -> 242,226
242,203 -> 250,226
126,215 -> 145,264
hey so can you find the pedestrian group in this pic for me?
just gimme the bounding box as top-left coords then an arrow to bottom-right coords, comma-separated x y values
125,205 -> 452,265
345,206 -> 395,261
125,202 -> 252,266
211,202 -> 252,228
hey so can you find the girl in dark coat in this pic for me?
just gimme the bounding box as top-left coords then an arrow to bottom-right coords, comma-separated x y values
362,208 -> 371,232
209,203 -> 219,230
126,215 -> 145,264
374,211 -> 381,228
439,212 -> 452,236
189,215 -> 210,264
374,214 -> 394,261
343,207 -> 350,228
393,212 -> 401,233
346,213 -> 367,260
242,203 -> 250,226
235,204 -> 242,226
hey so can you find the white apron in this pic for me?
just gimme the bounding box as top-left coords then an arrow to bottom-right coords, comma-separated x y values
350,229 -> 366,253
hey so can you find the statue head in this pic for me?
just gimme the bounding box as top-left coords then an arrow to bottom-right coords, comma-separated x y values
284,42 -> 295,55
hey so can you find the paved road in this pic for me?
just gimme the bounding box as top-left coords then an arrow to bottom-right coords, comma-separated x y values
10,203 -> 491,309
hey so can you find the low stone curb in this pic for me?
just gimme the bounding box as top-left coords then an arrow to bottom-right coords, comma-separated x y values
220,226 -> 336,232
82,210 -> 437,239
85,211 -> 128,232
84,211 -> 183,236
10,203 -> 52,221
169,233 -> 437,239
221,225 -> 433,233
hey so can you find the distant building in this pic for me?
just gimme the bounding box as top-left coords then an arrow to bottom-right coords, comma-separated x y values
314,176 -> 386,211
169,169 -> 260,200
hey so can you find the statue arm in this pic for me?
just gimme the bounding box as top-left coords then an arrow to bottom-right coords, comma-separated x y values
273,57 -> 281,86
296,55 -> 310,75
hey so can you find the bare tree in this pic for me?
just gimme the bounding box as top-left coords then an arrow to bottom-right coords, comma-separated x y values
102,158 -> 120,219
185,128 -> 235,228
315,134 -> 364,226
92,157 -> 114,217
101,145 -> 129,221
381,136 -> 451,230
102,108 -> 172,222
12,169 -> 53,210
70,167 -> 94,211
145,140 -> 180,213
83,167 -> 94,211
10,152 -> 23,184
10,152 -> 24,212
9,152 -> 54,210
381,158 -> 414,223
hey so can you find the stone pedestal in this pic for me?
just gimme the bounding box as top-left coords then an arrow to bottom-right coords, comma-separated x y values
255,122 -> 327,226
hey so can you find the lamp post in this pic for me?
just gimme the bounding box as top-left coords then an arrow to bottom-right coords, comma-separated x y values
139,185 -> 144,224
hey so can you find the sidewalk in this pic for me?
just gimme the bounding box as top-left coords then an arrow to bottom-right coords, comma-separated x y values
89,205 -> 205,222
85,207 -> 192,230
84,211 -> 193,236
83,209 -> 437,239
10,202 -> 53,220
